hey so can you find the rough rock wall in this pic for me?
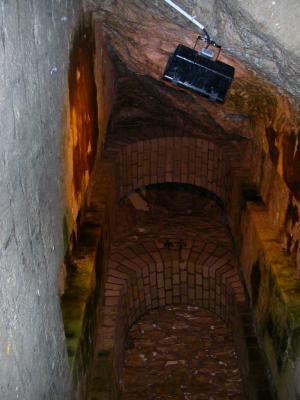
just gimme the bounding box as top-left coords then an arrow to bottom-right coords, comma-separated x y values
65,17 -> 99,238
64,18 -> 116,249
85,0 -> 300,99
61,21 -> 117,399
0,1 -> 83,399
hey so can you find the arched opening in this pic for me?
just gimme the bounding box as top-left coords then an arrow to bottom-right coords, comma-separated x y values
88,182 -> 270,399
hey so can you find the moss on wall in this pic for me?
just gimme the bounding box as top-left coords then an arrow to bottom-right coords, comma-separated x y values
241,203 -> 300,399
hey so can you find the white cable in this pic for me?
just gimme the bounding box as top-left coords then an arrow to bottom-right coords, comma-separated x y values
163,0 -> 205,31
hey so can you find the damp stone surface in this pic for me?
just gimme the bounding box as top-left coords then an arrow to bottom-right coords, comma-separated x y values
121,305 -> 245,400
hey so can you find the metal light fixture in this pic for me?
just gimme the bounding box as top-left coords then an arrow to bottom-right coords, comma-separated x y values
162,0 -> 235,103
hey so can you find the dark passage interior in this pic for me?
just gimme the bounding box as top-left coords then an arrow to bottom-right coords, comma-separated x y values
1,1 -> 300,400
112,183 -> 247,400
86,184 -> 269,399
121,305 -> 244,400
117,185 -> 244,400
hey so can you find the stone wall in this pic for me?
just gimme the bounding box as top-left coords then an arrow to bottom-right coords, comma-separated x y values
65,19 -> 116,241
227,116 -> 300,398
0,1 -> 83,399
239,200 -> 300,399
65,16 -> 99,236
60,20 -> 117,399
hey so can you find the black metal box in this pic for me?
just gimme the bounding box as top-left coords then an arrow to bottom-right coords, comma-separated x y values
163,44 -> 234,103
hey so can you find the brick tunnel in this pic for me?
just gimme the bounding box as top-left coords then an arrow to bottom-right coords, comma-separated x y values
90,182 -> 251,399
2,1 -> 300,400
63,131 -> 271,399
59,16 -> 300,398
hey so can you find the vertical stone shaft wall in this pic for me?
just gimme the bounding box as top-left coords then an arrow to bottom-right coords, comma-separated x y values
0,1 -> 83,399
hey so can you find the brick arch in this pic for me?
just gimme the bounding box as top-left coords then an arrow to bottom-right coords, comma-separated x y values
101,238 -> 244,336
87,132 -> 267,398
103,136 -> 231,202
95,237 -> 247,395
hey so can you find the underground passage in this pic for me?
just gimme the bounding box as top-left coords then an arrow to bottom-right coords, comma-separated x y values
121,305 -> 244,400
1,1 -> 300,400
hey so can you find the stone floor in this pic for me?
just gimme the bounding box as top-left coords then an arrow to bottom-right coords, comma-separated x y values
120,305 -> 245,400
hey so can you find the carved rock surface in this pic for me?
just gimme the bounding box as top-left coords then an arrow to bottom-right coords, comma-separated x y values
84,0 -> 299,150
86,0 -> 300,99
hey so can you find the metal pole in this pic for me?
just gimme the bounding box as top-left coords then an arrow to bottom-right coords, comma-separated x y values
163,0 -> 205,31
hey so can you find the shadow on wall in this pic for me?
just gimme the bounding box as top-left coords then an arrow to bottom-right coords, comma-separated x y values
65,14 -> 99,246
60,17 -> 119,398
60,15 -> 101,399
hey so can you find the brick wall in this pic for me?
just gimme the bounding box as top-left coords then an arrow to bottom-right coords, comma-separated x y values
103,238 -> 244,333
89,216 -> 269,399
85,130 -> 272,399
115,137 -> 230,202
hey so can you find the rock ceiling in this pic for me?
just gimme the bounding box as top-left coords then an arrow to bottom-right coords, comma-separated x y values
85,0 -> 300,189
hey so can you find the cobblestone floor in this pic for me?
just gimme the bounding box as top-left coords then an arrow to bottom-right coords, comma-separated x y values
121,305 -> 245,400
